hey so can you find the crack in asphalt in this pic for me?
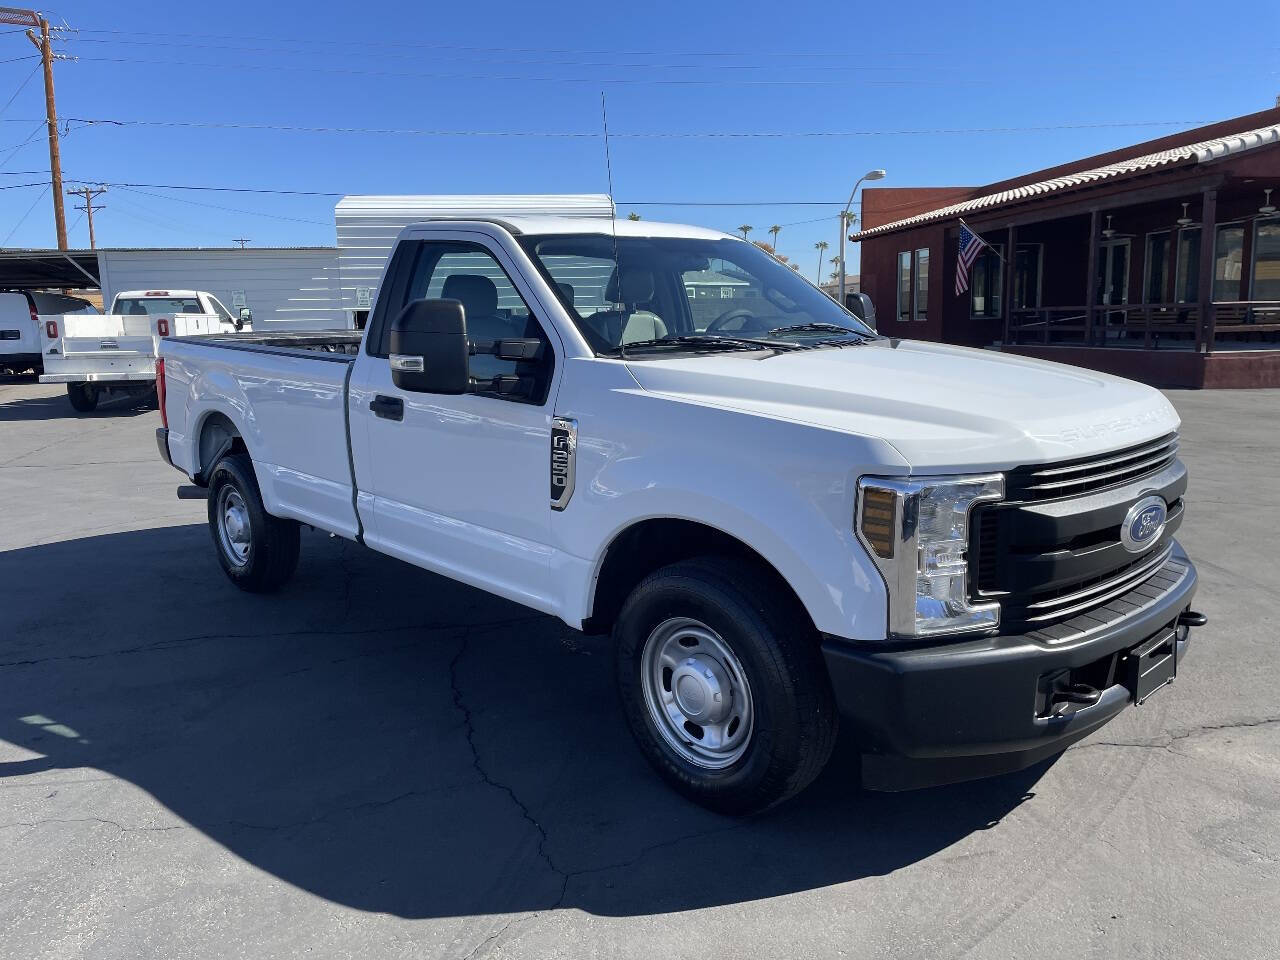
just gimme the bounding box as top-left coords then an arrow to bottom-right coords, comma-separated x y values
447,632 -> 571,903
1080,715 -> 1280,752
0,816 -> 185,835
444,632 -> 758,960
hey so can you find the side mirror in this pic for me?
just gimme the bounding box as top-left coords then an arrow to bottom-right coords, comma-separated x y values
846,292 -> 876,330
239,307 -> 253,325
390,298 -> 469,394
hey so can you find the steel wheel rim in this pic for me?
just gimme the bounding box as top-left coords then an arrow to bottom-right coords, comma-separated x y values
216,486 -> 252,567
640,617 -> 754,769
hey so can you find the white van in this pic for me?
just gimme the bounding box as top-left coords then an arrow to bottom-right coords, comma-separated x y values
0,291 -> 99,376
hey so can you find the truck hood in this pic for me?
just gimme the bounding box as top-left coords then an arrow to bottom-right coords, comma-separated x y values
624,338 -> 1180,471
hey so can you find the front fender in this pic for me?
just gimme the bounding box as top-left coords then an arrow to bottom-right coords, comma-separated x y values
554,373 -> 906,642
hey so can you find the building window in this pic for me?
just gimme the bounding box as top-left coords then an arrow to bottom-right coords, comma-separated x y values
1252,217 -> 1280,301
1144,232 -> 1171,304
1213,224 -> 1245,301
969,244 -> 1003,319
897,251 -> 911,322
913,248 -> 929,321
1175,227 -> 1200,303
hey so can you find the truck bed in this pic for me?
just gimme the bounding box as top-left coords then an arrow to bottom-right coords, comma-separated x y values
161,331 -> 366,541
168,330 -> 364,358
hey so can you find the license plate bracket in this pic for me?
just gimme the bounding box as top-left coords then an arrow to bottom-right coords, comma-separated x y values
1125,627 -> 1177,704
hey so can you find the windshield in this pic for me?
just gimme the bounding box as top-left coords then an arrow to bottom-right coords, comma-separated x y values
114,297 -> 203,316
519,234 -> 874,355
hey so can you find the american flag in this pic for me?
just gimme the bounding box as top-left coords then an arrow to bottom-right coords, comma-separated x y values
955,223 -> 988,296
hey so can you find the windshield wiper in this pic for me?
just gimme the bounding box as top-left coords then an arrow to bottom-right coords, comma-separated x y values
767,322 -> 871,338
619,334 -> 806,355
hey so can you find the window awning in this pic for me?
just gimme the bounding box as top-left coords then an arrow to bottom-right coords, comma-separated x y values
851,122 -> 1280,241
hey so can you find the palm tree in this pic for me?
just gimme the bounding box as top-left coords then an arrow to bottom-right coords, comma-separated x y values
814,240 -> 828,284
738,224 -> 753,239
627,211 -> 641,221
768,224 -> 781,250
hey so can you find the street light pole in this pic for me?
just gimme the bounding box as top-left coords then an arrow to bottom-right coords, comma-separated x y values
838,169 -> 886,304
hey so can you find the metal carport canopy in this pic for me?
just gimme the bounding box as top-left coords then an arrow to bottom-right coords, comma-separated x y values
0,249 -> 101,289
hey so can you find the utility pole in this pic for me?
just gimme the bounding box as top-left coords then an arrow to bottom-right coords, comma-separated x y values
233,238 -> 252,249
68,185 -> 106,248
2,7 -> 69,249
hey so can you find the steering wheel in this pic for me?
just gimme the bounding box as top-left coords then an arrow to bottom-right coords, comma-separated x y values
705,307 -> 759,334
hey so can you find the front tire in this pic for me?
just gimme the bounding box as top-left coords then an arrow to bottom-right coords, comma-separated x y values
66,383 -> 98,412
614,557 -> 837,815
206,452 -> 300,592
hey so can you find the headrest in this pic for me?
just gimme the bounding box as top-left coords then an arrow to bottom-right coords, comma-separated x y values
441,274 -> 498,318
604,265 -> 656,304
555,281 -> 575,303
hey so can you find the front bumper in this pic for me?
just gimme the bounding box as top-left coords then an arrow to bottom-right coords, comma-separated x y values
822,542 -> 1199,790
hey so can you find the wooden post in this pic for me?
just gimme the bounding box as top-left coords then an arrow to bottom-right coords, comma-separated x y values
1197,189 -> 1217,354
1002,225 -> 1017,344
1084,210 -> 1100,346
26,17 -> 67,250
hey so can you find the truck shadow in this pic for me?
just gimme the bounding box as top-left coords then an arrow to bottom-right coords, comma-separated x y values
0,390 -> 154,421
0,525 -> 1052,919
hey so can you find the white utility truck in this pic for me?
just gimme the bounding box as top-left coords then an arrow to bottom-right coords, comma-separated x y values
41,289 -> 250,412
155,206 -> 1204,813
0,291 -> 99,376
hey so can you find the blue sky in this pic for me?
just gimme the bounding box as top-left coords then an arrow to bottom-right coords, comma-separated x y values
1,0 -> 1275,280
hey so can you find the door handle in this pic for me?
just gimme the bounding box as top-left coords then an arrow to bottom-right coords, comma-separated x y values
370,394 -> 404,421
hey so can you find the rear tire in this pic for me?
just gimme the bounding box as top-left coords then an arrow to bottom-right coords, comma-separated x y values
66,383 -> 98,412
206,452 -> 300,592
614,556 -> 838,815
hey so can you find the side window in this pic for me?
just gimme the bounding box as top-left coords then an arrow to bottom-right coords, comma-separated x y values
378,240 -> 554,404
207,296 -> 234,322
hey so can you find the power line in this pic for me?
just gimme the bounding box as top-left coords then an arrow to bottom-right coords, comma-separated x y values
111,184 -> 332,225
58,26 -> 938,60
0,54 -> 40,65
59,175 -> 862,208
32,115 -> 1211,140
1,183 -> 48,246
0,62 -> 40,118
60,36 -> 923,73
70,56 -> 976,87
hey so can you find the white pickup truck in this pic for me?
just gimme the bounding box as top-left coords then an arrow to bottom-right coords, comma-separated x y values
41,289 -> 250,412
155,213 -> 1204,813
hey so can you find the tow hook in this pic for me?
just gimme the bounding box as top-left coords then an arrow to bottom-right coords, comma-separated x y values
1178,610 -> 1208,628
1049,681 -> 1103,716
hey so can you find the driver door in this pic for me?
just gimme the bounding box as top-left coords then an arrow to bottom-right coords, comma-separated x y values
349,233 -> 563,615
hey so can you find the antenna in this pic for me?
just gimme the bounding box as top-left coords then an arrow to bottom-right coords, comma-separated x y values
600,91 -> 625,359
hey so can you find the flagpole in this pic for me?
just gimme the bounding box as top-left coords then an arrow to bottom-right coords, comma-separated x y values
958,217 -> 1006,263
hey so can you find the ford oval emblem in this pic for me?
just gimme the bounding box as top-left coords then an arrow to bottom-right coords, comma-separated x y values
1121,495 -> 1167,553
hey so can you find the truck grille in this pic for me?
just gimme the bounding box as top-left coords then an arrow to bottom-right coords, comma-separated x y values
972,432 -> 1186,632
1003,433 -> 1179,502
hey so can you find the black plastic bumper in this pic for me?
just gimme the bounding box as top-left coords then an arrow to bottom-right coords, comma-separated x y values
822,543 -> 1199,791
156,427 -> 179,472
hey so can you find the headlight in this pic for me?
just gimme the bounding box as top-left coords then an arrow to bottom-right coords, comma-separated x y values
857,473 -> 1004,638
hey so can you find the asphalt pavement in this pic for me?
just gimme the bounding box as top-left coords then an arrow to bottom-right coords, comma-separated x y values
1,375 -> 1277,959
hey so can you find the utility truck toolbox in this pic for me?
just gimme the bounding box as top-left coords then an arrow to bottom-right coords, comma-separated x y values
42,289 -> 248,412
154,195 -> 1205,813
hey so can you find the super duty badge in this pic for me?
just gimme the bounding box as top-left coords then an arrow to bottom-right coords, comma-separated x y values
550,417 -> 577,511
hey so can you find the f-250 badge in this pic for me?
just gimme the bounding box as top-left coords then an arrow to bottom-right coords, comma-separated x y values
550,417 -> 577,511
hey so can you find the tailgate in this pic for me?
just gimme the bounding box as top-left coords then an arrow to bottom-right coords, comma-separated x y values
61,315 -> 156,357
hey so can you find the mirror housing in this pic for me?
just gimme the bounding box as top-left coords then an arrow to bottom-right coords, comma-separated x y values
390,298 -> 470,394
239,307 -> 253,324
845,291 -> 877,330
